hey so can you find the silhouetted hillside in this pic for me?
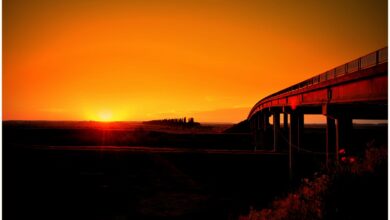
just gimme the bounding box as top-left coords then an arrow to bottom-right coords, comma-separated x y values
224,120 -> 250,133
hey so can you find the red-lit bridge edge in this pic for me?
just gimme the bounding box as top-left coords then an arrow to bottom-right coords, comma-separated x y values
247,47 -> 388,179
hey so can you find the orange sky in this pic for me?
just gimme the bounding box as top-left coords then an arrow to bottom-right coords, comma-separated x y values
3,0 -> 387,122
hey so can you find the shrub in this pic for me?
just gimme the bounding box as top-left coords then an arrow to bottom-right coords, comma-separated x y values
242,141 -> 387,220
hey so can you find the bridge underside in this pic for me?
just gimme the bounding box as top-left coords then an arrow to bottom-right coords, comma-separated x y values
250,102 -> 387,178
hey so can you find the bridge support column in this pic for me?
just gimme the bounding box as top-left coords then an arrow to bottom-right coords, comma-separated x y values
273,111 -> 280,152
283,112 -> 288,134
288,112 -> 297,180
326,117 -> 336,169
280,112 -> 288,151
289,112 -> 299,150
263,111 -> 271,148
253,113 -> 259,150
297,112 -> 304,152
252,114 -> 258,150
252,112 -> 269,150
257,112 -> 265,150
288,110 -> 304,179
263,111 -> 271,130
336,117 -> 352,162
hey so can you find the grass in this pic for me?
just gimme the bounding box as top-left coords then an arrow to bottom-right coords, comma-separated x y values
240,141 -> 388,220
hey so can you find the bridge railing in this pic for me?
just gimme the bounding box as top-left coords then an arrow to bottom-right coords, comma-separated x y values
317,47 -> 387,86
270,47 -> 386,97
249,47 -> 388,118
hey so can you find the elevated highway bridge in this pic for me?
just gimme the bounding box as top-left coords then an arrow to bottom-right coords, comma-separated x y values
247,47 -> 387,176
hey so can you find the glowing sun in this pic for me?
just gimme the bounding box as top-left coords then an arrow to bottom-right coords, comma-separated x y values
97,111 -> 113,122
86,108 -> 128,122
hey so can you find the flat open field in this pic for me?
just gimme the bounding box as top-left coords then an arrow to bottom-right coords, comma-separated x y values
4,145 -> 292,220
3,121 -> 387,219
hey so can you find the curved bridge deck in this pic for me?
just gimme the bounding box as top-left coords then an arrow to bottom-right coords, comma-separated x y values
247,47 -> 388,178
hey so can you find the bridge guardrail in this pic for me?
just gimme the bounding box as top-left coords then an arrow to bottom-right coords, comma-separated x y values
312,47 -> 387,89
249,47 -> 388,118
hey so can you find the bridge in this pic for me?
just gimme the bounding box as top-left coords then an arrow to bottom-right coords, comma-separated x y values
247,47 -> 388,176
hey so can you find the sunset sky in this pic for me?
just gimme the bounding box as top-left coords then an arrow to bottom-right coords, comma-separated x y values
4,0 -> 387,122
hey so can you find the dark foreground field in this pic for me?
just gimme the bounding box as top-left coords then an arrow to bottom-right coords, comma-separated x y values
4,145 -> 292,220
3,121 -> 388,220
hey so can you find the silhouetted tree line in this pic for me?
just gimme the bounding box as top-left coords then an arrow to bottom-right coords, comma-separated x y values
143,117 -> 200,127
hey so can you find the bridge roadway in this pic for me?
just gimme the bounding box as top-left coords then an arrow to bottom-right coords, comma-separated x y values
247,47 -> 388,176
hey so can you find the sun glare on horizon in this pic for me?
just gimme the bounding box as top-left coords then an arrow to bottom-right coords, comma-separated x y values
96,111 -> 113,122
85,108 -> 131,122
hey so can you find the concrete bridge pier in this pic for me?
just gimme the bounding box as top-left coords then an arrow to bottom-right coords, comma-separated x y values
257,112 -> 265,150
263,111 -> 271,130
323,105 -> 353,166
252,112 -> 261,150
297,112 -> 304,152
288,112 -> 296,180
262,110 -> 272,148
250,114 -> 257,149
251,110 -> 276,150
283,112 -> 288,135
272,110 -> 280,152
289,110 -> 304,151
287,110 -> 305,179
326,117 -> 336,168
252,112 -> 267,150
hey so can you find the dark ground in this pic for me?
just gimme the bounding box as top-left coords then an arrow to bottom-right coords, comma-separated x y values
3,121 -> 388,220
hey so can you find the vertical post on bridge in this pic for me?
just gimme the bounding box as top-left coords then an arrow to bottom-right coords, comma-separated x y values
252,114 -> 258,151
273,111 -> 280,152
297,112 -> 304,152
282,112 -> 289,151
288,112 -> 296,180
263,111 -> 271,148
323,103 -> 352,166
256,112 -> 264,150
263,111 -> 270,130
326,117 -> 336,169
283,112 -> 288,134
252,112 -> 266,151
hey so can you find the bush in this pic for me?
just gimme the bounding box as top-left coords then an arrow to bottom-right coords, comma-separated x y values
241,142 -> 387,220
